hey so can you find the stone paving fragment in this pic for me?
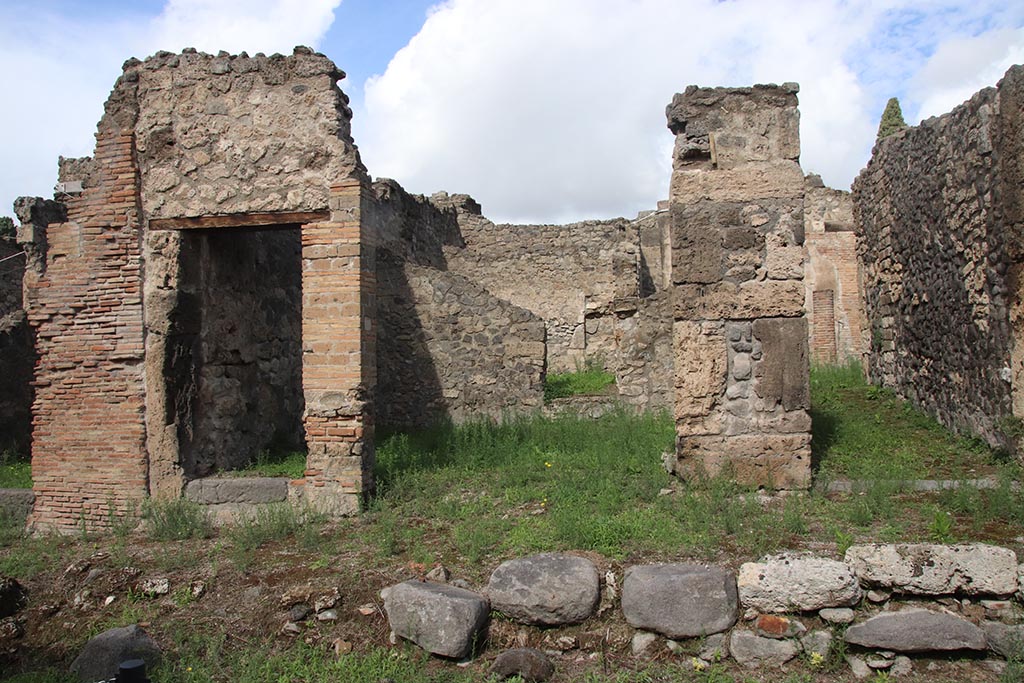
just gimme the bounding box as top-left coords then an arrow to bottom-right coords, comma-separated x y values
485,553 -> 600,626
738,553 -> 861,612
381,581 -> 489,659
621,563 -> 738,638
844,608 -> 987,652
845,543 -> 1018,596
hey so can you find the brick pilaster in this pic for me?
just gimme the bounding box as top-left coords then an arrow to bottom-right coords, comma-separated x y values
23,130 -> 149,532
298,178 -> 376,514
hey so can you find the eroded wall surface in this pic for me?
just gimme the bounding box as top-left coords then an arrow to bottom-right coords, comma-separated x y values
804,178 -> 866,364
853,65 -> 1024,448
665,84 -> 812,489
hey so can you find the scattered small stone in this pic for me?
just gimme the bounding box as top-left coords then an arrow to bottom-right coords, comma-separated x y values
554,635 -> 577,651
665,639 -> 683,654
139,578 -> 169,596
846,655 -> 872,679
799,630 -> 831,659
288,604 -> 311,622
819,607 -> 855,624
332,638 -> 352,655
103,596 -> 115,607
490,648 -> 554,682
451,579 -> 471,590
357,603 -> 376,616
0,617 -> 24,641
426,565 -> 451,583
981,599 -> 1014,619
754,614 -> 806,639
190,581 -> 206,599
314,588 -> 341,613
891,656 -> 913,676
281,621 -> 302,635
729,629 -> 799,668
279,586 -> 313,608
866,589 -> 890,603
658,488 -> 674,496
981,659 -> 1008,675
981,621 -> 1024,659
630,630 -> 655,655
316,609 -> 338,622
699,633 -> 729,662
866,655 -> 894,669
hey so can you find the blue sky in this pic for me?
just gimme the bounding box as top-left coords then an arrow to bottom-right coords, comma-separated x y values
1,1 -> 1022,223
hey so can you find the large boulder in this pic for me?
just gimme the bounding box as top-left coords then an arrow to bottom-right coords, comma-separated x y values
844,543 -> 1018,596
844,608 -> 987,653
738,553 -> 861,612
381,581 -> 489,659
621,563 -> 738,638
485,553 -> 599,626
70,624 -> 162,682
729,629 -> 799,668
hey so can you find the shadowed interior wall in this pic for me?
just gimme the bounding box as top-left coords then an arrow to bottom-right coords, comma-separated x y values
177,226 -> 303,476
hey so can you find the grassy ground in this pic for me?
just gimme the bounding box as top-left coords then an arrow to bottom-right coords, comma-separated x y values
0,449 -> 30,488
543,360 -> 617,402
2,363 -> 1023,682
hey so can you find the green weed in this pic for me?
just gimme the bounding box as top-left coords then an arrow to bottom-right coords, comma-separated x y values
0,448 -> 31,488
142,498 -> 213,541
234,449 -> 307,479
543,358 -> 616,402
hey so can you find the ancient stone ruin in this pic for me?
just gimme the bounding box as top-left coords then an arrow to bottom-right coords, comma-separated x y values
4,45 -> 1022,531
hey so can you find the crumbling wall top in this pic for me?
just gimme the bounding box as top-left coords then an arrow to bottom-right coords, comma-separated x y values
666,83 -> 801,170
81,46 -> 366,221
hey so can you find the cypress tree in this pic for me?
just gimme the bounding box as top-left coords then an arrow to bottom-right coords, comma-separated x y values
876,97 -> 907,141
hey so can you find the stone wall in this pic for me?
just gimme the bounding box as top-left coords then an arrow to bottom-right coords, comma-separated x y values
665,84 -> 812,489
853,65 -> 1024,448
804,177 -> 866,364
17,49 -> 372,528
377,260 -> 545,426
446,214 -> 641,373
0,237 -> 33,453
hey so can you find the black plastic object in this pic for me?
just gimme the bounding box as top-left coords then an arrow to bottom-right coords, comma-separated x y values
115,659 -> 149,683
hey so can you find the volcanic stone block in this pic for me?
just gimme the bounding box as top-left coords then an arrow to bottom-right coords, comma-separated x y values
183,477 -> 289,504
621,563 -> 738,638
673,321 -> 727,426
669,163 -> 805,204
381,581 -> 489,659
751,318 -> 810,411
485,553 -> 600,626
671,203 -> 724,284
844,608 -> 987,653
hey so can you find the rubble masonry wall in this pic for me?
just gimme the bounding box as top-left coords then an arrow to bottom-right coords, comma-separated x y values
853,65 -> 1024,448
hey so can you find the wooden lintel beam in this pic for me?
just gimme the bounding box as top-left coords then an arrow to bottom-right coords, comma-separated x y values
148,210 -> 331,231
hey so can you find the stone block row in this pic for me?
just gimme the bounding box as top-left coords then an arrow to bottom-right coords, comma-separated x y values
381,544 -> 1024,675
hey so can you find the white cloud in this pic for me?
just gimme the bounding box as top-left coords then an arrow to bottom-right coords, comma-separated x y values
357,0 -> 1022,222
911,27 -> 1024,120
0,0 -> 341,217
151,0 -> 341,55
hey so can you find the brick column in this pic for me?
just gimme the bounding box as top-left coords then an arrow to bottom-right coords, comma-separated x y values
18,130 -> 149,532
299,179 -> 376,515
665,84 -> 811,489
